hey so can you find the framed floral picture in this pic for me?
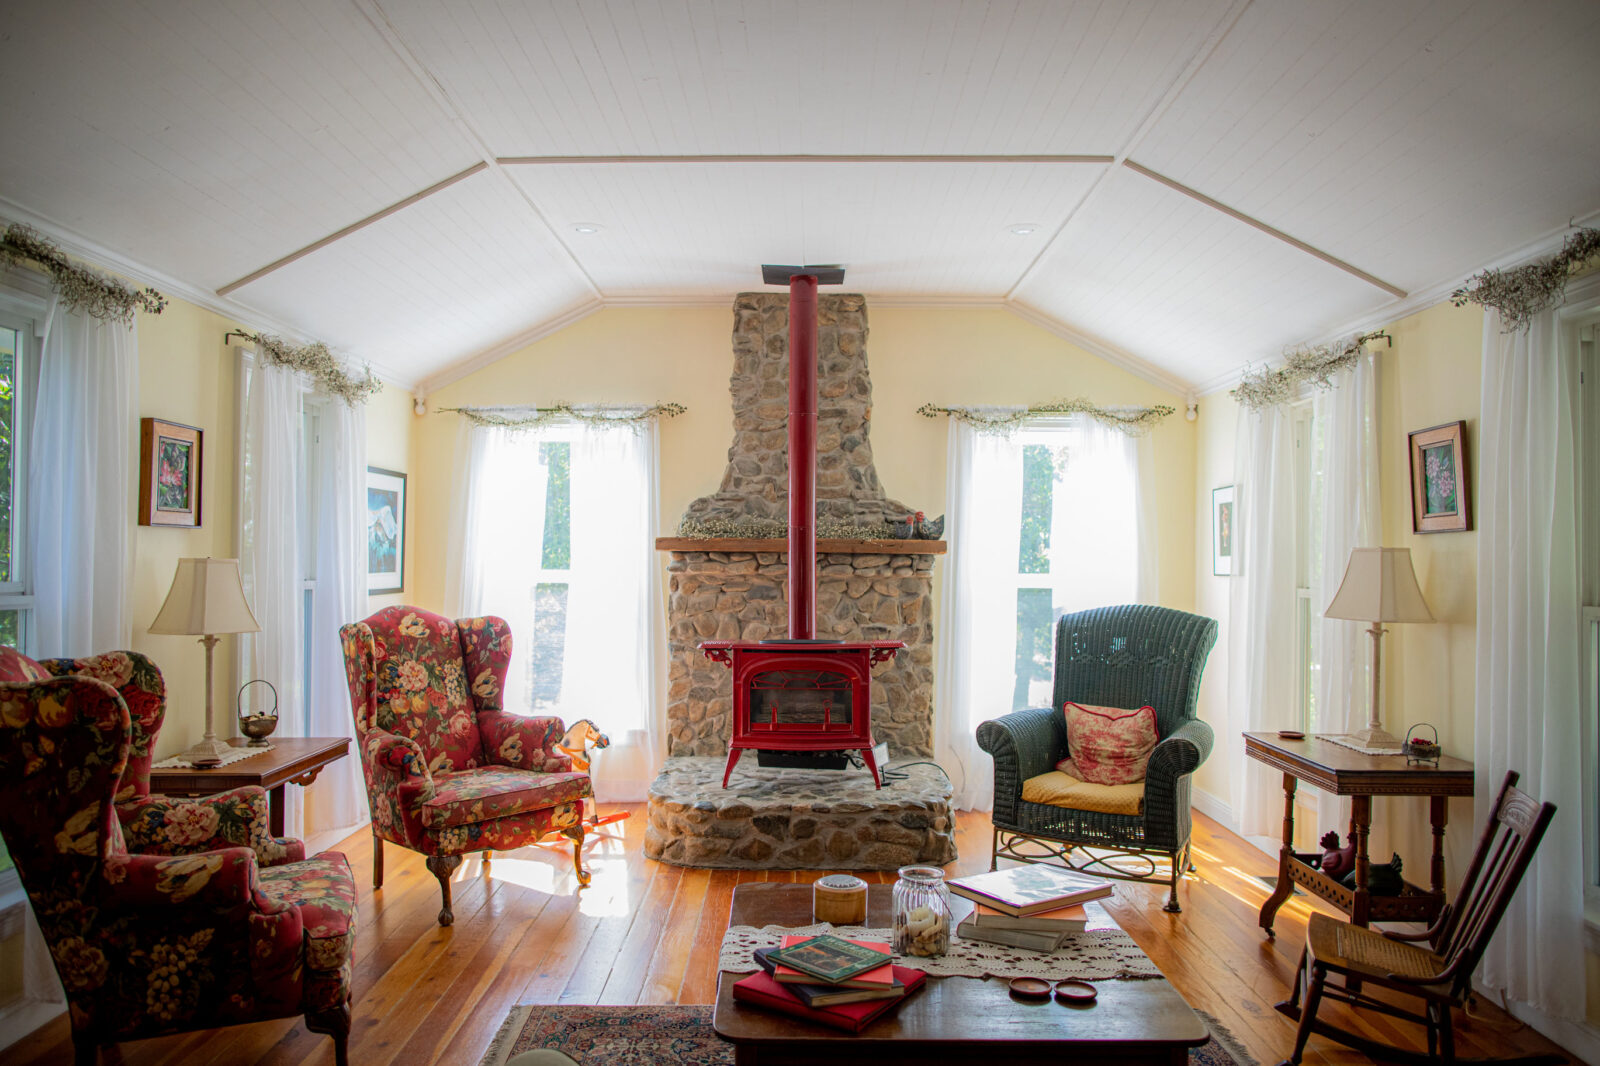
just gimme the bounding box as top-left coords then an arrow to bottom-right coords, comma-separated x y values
1212,484 -> 1234,576
139,418 -> 203,527
1409,421 -> 1470,533
366,466 -> 407,593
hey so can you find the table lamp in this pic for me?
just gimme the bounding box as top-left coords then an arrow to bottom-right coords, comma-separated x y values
1324,547 -> 1434,748
149,557 -> 262,762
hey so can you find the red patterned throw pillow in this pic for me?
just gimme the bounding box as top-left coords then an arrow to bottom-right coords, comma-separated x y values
1058,702 -> 1159,785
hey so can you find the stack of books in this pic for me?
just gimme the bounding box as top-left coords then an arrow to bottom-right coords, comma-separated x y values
947,865 -> 1114,952
731,934 -> 927,1032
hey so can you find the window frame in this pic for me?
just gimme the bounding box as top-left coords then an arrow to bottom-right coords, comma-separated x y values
0,281 -> 44,655
1571,308 -> 1600,904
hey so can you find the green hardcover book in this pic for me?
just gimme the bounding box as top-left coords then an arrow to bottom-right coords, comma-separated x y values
763,934 -> 893,985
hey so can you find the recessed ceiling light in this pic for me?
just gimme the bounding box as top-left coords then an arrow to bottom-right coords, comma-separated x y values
1007,223 -> 1041,236
572,222 -> 602,234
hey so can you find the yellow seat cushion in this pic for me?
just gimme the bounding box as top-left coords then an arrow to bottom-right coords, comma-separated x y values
1021,770 -> 1145,816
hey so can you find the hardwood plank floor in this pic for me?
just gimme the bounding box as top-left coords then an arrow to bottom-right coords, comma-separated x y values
7,807 -> 1576,1066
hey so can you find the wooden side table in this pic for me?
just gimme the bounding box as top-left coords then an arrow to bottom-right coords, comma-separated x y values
149,737 -> 351,837
1244,732 -> 1474,939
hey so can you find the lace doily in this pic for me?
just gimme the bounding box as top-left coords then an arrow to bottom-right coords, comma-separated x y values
718,922 -> 1161,982
1319,734 -> 1406,756
153,744 -> 272,769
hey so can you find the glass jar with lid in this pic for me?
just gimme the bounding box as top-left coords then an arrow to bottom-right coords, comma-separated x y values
892,865 -> 951,957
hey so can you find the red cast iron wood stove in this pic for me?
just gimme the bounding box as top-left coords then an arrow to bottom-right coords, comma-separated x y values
701,274 -> 903,789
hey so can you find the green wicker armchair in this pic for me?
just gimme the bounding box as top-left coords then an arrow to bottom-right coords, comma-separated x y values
977,604 -> 1218,913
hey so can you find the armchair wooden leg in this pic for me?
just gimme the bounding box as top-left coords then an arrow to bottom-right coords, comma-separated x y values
372,831 -> 384,890
305,1004 -> 352,1066
71,1032 -> 98,1066
426,854 -> 464,926
562,824 -> 591,886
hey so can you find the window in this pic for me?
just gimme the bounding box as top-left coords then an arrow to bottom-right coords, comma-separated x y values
527,440 -> 571,711
1576,313 -> 1600,895
1008,421 -> 1140,711
0,308 -> 36,654
298,401 -> 322,735
1294,404 -> 1322,733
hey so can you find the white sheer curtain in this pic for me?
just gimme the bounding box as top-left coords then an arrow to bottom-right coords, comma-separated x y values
935,418 -> 1022,811
448,416 -> 662,802
28,295 -> 135,655
238,360 -> 304,834
303,399 -> 368,837
1226,402 -> 1299,839
1473,306 -> 1584,1023
1310,351 -> 1380,839
935,414 -> 1142,811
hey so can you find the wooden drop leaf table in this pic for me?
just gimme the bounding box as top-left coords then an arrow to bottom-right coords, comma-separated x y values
1245,731 -> 1474,939
149,737 -> 351,837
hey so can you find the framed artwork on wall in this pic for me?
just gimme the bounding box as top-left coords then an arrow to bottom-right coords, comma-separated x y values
139,418 -> 203,527
1212,484 -> 1234,576
1408,421 -> 1470,533
366,466 -> 407,593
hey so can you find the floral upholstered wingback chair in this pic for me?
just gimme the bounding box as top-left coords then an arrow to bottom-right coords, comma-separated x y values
340,606 -> 593,925
0,646 -> 358,1066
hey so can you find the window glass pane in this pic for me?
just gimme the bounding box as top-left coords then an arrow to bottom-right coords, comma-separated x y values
528,581 -> 569,711
0,608 -> 19,649
1017,444 -> 1053,575
0,326 -> 17,585
539,442 -> 571,570
1013,586 -> 1054,711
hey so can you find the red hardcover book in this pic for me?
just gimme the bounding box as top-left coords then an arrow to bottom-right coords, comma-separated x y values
731,966 -> 927,1033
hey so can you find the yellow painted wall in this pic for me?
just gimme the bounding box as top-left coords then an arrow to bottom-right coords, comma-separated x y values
1189,300 -> 1485,867
100,287 -> 411,759
410,304 -> 1198,627
364,383 -> 417,614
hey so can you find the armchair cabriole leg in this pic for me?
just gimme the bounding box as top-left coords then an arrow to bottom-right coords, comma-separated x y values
563,824 -> 591,886
426,854 -> 464,925
372,831 -> 384,889
306,1004 -> 352,1066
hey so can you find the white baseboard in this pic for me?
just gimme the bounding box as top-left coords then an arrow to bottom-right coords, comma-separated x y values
1191,786 -> 1236,833
1479,986 -> 1600,1066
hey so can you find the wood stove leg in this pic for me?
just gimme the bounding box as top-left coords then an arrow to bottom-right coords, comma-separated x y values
859,745 -> 882,789
722,747 -> 742,788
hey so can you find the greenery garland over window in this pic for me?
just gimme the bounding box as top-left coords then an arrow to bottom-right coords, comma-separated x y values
445,402 -> 686,430
0,224 -> 167,323
1451,226 -> 1600,332
917,398 -> 1174,435
1231,331 -> 1389,410
676,517 -> 902,540
234,331 -> 383,405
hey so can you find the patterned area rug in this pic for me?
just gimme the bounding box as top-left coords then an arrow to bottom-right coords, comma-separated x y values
478,1004 -> 1258,1066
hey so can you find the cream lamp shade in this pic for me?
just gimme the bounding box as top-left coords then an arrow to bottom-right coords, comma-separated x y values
1324,548 -> 1434,624
149,557 -> 262,636
150,558 -> 260,763
1323,547 -> 1433,749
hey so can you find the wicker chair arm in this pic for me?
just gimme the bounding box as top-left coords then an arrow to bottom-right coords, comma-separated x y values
977,706 -> 1065,823
1145,718 -> 1213,785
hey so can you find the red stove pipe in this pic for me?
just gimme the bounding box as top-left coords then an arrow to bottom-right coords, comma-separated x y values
787,274 -> 818,640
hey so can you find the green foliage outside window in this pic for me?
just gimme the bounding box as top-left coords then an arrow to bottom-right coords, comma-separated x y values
0,329 -> 15,586
1017,445 -> 1052,575
539,441 -> 571,570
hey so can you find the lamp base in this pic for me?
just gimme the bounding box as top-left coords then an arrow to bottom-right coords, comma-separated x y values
180,736 -> 234,762
1349,725 -> 1402,749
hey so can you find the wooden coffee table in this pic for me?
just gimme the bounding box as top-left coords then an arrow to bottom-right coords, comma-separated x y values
713,883 -> 1208,1065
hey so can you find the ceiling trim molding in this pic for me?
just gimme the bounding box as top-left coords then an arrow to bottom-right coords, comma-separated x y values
1192,205 -> 1600,397
1121,161 -> 1407,299
1006,0 -> 1255,301
1004,301 -> 1194,397
497,154 -> 1116,166
216,162 -> 488,296
417,298 -> 605,395
0,196 -> 413,389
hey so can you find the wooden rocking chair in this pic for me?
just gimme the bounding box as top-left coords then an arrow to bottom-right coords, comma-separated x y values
1276,771 -> 1564,1066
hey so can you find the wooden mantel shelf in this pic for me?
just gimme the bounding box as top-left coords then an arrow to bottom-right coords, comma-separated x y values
655,536 -> 946,555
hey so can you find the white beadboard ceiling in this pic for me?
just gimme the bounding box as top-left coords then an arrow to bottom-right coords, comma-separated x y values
1,0 -> 1597,392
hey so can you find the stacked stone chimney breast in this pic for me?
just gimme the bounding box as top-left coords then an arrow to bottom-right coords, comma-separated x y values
664,293 -> 936,760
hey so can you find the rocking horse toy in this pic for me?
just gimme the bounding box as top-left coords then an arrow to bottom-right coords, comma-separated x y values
539,719 -> 630,847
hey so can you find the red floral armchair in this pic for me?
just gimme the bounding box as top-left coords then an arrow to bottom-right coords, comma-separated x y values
339,606 -> 593,926
0,646 -> 357,1066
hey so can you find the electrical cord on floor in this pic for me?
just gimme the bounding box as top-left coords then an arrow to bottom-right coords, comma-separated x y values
842,752 -> 953,787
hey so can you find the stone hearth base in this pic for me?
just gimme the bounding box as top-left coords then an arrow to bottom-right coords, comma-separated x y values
644,755 -> 957,870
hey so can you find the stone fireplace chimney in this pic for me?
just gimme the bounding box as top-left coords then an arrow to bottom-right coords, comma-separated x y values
660,293 -> 939,760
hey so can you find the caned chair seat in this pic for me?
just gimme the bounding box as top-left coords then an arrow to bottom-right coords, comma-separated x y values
1306,912 -> 1450,989
1021,770 -> 1145,816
